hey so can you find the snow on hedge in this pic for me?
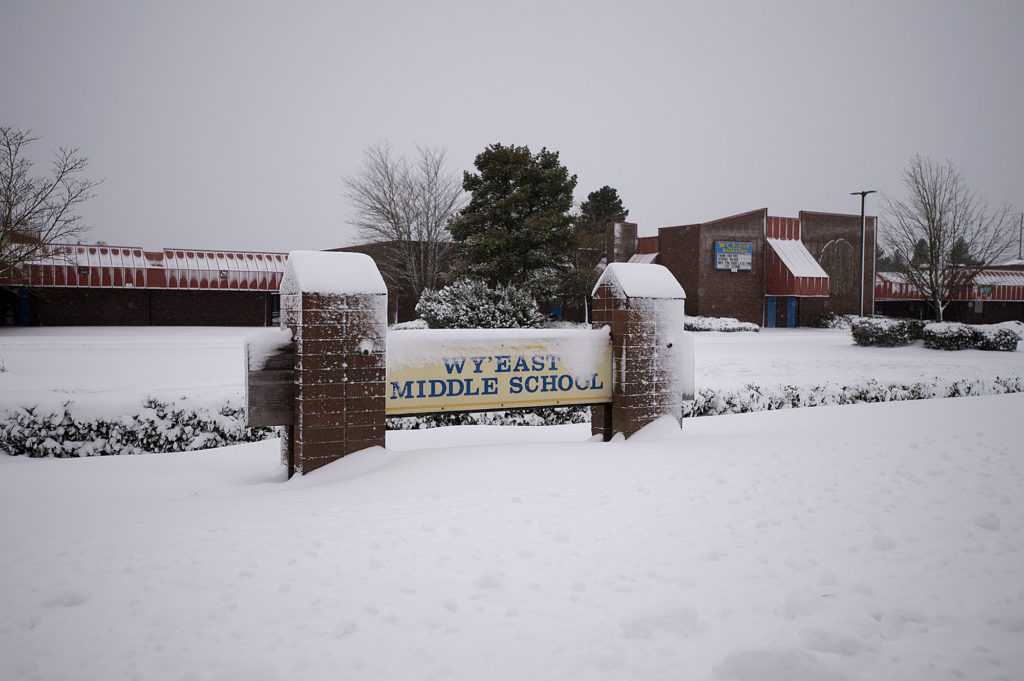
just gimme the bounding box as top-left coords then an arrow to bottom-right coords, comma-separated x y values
0,398 -> 275,457
852,318 -> 1020,352
684,316 -> 760,332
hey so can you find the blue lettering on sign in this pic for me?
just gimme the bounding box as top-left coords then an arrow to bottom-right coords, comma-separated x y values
389,350 -> 607,404
393,371 -> 605,402
443,357 -> 466,375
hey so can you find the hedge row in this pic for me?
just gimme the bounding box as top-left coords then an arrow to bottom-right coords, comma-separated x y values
0,399 -> 275,458
387,406 -> 591,430
849,317 -> 926,347
922,322 -> 1020,351
683,316 -> 760,333
6,375 -> 1024,456
388,375 -> 1024,427
851,318 -> 1020,351
683,376 -> 1024,416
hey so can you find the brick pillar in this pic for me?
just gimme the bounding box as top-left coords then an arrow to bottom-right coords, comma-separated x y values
279,251 -> 388,477
590,263 -> 688,440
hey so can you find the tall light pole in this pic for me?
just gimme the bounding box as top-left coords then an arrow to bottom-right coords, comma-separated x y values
851,190 -> 877,317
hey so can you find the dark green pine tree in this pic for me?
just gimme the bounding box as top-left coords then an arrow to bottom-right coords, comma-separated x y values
448,143 -> 578,301
948,237 -> 979,267
911,238 -> 929,266
575,185 -> 629,270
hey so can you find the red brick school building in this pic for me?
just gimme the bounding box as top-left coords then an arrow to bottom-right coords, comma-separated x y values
4,209 -> 1023,326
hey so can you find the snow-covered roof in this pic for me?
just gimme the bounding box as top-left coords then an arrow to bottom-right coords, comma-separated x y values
766,238 -> 828,278
282,250 -> 387,295
593,262 -> 685,299
975,270 -> 1024,286
2,243 -> 287,291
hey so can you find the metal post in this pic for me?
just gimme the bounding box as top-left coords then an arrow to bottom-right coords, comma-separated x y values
1018,212 -> 1022,260
851,190 -> 877,317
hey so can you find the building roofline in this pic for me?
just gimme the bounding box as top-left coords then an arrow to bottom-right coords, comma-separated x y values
798,210 -> 878,221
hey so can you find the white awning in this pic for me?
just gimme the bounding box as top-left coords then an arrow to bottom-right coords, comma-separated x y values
766,238 -> 828,278
627,252 -> 658,264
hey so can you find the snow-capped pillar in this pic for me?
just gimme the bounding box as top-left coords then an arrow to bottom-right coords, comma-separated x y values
590,263 -> 689,440
279,251 -> 388,477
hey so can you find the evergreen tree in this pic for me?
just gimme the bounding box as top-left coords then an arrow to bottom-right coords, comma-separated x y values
949,237 -> 978,266
911,238 -> 929,266
448,143 -> 577,300
875,243 -> 901,271
575,185 -> 629,270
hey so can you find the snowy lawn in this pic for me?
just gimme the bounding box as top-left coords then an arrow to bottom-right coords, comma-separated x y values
2,394 -> 1023,680
2,326 -> 1022,417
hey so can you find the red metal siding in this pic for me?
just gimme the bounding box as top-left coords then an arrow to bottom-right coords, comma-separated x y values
766,216 -> 800,240
636,236 -> 659,254
765,245 -> 829,296
875,271 -> 1024,302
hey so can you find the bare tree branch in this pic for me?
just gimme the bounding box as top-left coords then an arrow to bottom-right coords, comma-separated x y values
1,126 -> 101,280
342,142 -> 464,298
883,154 -> 1016,321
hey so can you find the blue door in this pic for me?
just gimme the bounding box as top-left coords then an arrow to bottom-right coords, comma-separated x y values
19,287 -> 30,326
765,297 -> 776,328
786,297 -> 797,328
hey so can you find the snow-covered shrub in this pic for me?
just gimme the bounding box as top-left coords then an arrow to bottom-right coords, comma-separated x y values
811,312 -> 856,329
0,399 -> 276,457
850,317 -> 918,347
684,316 -> 760,332
972,327 -> 1019,352
416,278 -> 545,329
390,318 -> 429,330
389,374 -> 1024,428
922,322 -> 978,351
991,320 -> 1024,341
387,406 -> 589,430
683,376 -> 1024,417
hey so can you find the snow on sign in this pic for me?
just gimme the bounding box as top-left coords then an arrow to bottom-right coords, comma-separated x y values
386,328 -> 613,416
714,241 -> 753,271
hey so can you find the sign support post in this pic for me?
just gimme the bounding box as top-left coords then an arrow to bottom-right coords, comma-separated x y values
278,251 -> 388,477
590,263 -> 689,440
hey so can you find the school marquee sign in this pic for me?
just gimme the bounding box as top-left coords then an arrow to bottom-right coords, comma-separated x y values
385,329 -> 613,415
244,251 -> 689,477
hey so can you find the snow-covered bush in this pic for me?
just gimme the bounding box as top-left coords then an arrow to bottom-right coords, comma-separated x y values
973,328 -> 1020,351
0,399 -> 275,457
389,375 -> 1024,428
390,318 -> 429,330
388,406 -> 589,430
922,322 -> 977,350
811,312 -> 856,329
683,376 -> 1024,417
991,320 -> 1024,341
416,278 -> 545,329
684,316 -> 759,332
920,322 -> 1019,352
850,317 -> 921,347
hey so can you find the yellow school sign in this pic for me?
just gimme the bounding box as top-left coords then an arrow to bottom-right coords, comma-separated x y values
385,328 -> 613,416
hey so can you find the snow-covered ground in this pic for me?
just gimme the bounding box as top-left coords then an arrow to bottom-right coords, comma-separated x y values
2,326 -> 1022,415
0,327 -> 247,417
2,326 -> 1023,680
2,397 -> 1023,680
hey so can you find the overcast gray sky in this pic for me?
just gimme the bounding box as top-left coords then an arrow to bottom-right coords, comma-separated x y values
3,0 -> 1022,253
